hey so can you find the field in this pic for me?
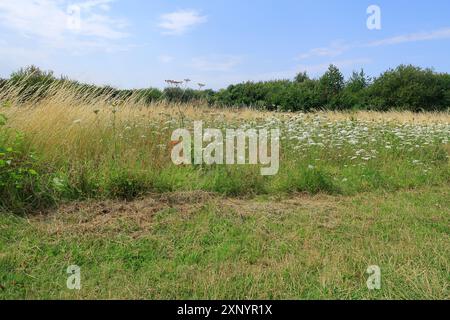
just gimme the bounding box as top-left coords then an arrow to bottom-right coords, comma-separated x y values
0,85 -> 449,299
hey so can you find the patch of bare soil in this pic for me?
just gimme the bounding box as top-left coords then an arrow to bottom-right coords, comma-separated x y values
34,191 -> 214,237
34,191 -> 339,238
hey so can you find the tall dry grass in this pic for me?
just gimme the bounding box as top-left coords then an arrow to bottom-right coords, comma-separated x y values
4,81 -> 449,167
5,84 -> 449,174
1,80 -> 449,212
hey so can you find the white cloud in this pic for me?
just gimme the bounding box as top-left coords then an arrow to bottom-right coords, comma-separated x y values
191,55 -> 243,72
297,27 -> 450,60
0,0 -> 129,52
367,27 -> 450,47
158,9 -> 207,35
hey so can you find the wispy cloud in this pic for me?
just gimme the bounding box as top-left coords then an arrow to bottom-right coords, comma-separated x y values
158,9 -> 207,35
297,27 -> 450,60
367,27 -> 450,47
0,0 -> 129,52
191,55 -> 243,72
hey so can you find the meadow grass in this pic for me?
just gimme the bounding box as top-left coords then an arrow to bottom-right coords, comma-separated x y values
1,83 -> 449,212
0,83 -> 449,299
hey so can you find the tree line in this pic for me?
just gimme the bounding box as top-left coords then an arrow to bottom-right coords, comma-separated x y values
1,64 -> 449,112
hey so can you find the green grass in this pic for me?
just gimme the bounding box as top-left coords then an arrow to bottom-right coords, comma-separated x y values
1,91 -> 449,299
2,115 -> 449,214
1,186 -> 448,299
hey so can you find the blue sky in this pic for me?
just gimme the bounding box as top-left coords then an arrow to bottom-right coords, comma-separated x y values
0,0 -> 450,89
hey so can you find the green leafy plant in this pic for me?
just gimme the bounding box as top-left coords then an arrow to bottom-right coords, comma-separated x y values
0,105 -> 47,212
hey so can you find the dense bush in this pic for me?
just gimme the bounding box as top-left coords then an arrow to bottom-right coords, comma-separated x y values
212,79 -> 323,112
8,66 -> 57,103
134,88 -> 163,104
214,64 -> 450,112
367,65 -> 450,111
163,87 -> 200,103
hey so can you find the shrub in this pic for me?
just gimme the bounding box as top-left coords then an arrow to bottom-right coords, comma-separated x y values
368,65 -> 450,111
134,88 -> 163,104
8,65 -> 56,103
163,87 -> 203,103
0,107 -> 51,212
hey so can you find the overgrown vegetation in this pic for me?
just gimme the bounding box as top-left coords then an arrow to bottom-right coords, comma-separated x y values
0,75 -> 449,214
1,66 -> 449,300
2,64 -> 449,112
0,102 -> 50,213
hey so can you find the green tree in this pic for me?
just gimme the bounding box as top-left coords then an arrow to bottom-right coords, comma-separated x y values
294,71 -> 309,83
340,69 -> 371,109
368,65 -> 449,111
319,64 -> 344,108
